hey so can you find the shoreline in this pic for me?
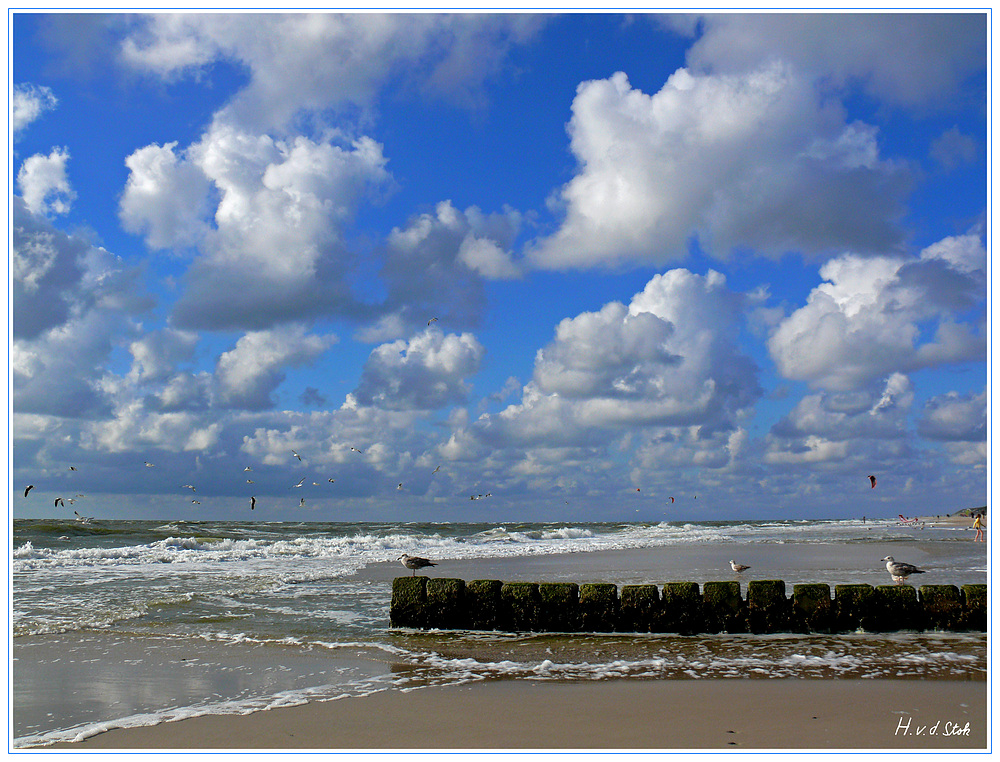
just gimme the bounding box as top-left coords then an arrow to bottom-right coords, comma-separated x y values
49,677 -> 987,751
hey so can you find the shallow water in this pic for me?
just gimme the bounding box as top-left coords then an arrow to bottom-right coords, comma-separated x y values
11,518 -> 989,747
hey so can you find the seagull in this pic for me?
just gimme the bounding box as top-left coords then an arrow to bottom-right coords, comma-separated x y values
144,461 -> 155,467
397,483 -> 403,490
54,497 -> 65,507
181,484 -> 196,491
432,465 -> 441,474
328,478 -> 336,483
350,446 -> 363,454
730,560 -> 751,574
292,477 -> 306,488
244,466 -> 253,472
246,479 -> 255,484
74,511 -> 92,524
299,498 -> 306,507
292,450 -> 302,461
191,500 -> 201,505
869,475 -> 877,489
69,466 -> 78,471
881,556 -> 925,585
250,496 -> 256,511
427,317 -> 438,325
23,485 -> 33,497
398,553 -> 437,576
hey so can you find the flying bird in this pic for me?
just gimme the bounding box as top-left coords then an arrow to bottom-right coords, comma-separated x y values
397,483 -> 403,490
881,556 -> 925,585
69,466 -> 78,471
432,466 -> 441,474
868,475 -> 877,489
668,497 -> 675,504
730,560 -> 751,574
292,450 -> 302,461
54,497 -> 65,507
427,317 -> 438,325
328,478 -> 336,483
299,498 -> 306,507
250,496 -> 256,510
246,479 -> 255,484
292,477 -> 306,488
398,553 -> 437,576
350,446 -> 363,454
181,485 -> 196,492
74,511 -> 92,524
191,500 -> 201,505
144,461 -> 155,467
24,485 -> 33,497
244,466 -> 253,472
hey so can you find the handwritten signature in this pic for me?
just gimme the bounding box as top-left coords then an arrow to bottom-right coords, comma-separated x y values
895,717 -> 971,737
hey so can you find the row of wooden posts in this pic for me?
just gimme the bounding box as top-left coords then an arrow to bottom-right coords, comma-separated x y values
390,577 -> 987,633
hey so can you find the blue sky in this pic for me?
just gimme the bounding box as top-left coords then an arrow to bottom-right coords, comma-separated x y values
10,11 -> 988,522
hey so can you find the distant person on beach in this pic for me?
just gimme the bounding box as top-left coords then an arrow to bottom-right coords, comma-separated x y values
973,514 -> 985,542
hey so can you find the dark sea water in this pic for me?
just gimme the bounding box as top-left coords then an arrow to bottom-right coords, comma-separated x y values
11,518 -> 988,747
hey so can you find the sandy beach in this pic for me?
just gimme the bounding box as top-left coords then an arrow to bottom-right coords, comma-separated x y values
53,677 -> 986,750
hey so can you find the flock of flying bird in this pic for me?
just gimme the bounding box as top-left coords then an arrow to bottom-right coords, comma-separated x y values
23,444 -> 461,516
394,473 -> 920,586
24,435 -> 905,583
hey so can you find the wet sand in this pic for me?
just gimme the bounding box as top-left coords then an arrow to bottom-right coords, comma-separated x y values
54,677 -> 986,750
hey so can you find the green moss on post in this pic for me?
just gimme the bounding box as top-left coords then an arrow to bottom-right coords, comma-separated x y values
918,585 -> 962,631
834,584 -> 877,632
747,580 -> 789,633
702,581 -> 747,633
425,578 -> 466,630
465,580 -> 502,631
960,584 -> 987,631
792,584 -> 833,633
874,585 -> 922,631
580,583 -> 618,632
501,582 -> 542,632
619,585 -> 661,632
390,576 -> 428,629
661,582 -> 702,634
538,583 -> 581,632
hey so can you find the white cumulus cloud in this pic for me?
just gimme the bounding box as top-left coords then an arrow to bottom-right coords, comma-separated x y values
528,63 -> 908,270
12,83 -> 58,136
767,232 -> 986,391
17,147 -> 76,217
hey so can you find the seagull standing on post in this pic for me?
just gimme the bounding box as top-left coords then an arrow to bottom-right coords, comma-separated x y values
881,556 -> 925,585
398,553 -> 437,576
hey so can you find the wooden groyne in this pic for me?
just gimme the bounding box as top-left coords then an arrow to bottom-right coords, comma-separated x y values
390,578 -> 987,634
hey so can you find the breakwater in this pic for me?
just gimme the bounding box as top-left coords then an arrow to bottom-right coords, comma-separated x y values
390,578 -> 987,633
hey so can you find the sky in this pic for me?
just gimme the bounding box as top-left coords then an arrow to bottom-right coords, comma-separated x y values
9,10 -> 989,522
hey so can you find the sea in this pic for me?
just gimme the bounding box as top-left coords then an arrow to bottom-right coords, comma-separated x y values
10,517 -> 989,748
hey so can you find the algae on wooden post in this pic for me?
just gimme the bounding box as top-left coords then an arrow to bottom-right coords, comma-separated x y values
390,576 -> 428,628
747,580 -> 789,633
538,582 -> 581,632
702,581 -> 747,633
918,585 -> 963,631
500,582 -> 542,631
834,584 -> 876,632
465,579 -> 503,631
661,582 -> 702,634
426,578 -> 466,630
960,584 -> 987,631
791,584 -> 833,633
619,585 -> 661,632
873,585 -> 923,631
579,583 -> 618,632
